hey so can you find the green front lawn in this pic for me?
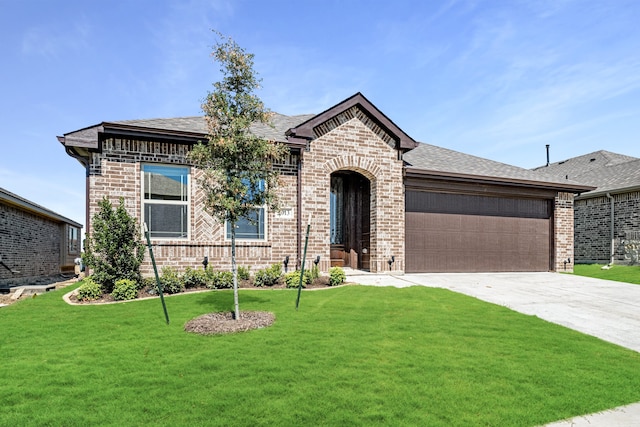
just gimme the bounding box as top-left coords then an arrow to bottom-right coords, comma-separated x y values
2,284 -> 640,426
573,263 -> 640,284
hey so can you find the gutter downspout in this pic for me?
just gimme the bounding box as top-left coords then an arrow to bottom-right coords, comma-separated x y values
606,192 -> 615,266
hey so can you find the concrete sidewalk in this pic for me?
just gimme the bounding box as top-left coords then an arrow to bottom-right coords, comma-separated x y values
347,271 -> 640,426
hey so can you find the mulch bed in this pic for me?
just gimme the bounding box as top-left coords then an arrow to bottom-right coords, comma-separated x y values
67,276 -> 332,305
184,311 -> 276,335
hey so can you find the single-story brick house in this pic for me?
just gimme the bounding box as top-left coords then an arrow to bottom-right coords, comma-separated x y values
534,150 -> 640,265
59,93 -> 591,274
0,187 -> 82,289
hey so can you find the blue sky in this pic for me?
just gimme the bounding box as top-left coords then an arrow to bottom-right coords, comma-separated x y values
2,0 -> 640,229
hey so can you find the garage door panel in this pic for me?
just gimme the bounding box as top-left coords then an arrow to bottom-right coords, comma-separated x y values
406,212 -> 550,273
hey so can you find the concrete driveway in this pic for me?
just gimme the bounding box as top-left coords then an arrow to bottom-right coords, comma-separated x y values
349,271 -> 640,426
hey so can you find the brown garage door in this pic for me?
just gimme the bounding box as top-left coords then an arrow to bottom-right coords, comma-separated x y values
405,191 -> 552,273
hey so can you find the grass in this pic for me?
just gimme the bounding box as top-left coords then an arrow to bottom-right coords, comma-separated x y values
2,284 -> 640,426
573,263 -> 640,284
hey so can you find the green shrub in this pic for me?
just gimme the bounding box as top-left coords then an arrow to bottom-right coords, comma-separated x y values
329,267 -> 346,286
111,279 -> 138,301
81,197 -> 145,293
160,266 -> 184,294
183,267 -> 207,289
140,276 -> 156,291
76,278 -> 102,301
237,266 -> 251,281
207,270 -> 233,289
254,264 -> 282,287
310,264 -> 320,281
284,270 -> 311,288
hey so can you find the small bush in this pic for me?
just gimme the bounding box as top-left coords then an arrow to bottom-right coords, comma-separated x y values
284,270 -> 311,288
76,278 -> 102,301
111,279 -> 138,301
183,267 -> 208,289
310,264 -> 320,281
237,266 -> 251,281
329,267 -> 346,286
140,276 -> 156,292
160,266 -> 184,294
207,270 -> 233,289
254,264 -> 282,287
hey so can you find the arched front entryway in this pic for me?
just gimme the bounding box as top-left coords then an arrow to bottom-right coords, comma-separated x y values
330,171 -> 371,270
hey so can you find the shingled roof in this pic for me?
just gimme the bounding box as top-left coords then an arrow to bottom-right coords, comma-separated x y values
59,94 -> 592,193
110,113 -> 316,143
403,142 -> 589,189
532,150 -> 640,196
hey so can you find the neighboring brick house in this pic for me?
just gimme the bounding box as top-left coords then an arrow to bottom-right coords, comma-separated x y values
534,150 -> 640,265
59,93 -> 590,274
0,187 -> 82,289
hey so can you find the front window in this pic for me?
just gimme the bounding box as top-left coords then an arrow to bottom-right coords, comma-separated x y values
142,164 -> 189,239
225,179 -> 266,240
68,225 -> 80,254
226,208 -> 266,240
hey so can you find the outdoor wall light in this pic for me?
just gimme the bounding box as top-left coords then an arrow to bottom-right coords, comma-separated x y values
314,255 -> 320,266
202,256 -> 208,269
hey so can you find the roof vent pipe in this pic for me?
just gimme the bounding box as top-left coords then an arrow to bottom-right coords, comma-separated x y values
546,144 -> 550,167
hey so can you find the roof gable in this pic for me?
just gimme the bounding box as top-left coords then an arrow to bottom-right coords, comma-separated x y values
285,92 -> 418,151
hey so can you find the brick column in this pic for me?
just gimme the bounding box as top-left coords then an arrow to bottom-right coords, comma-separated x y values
554,192 -> 574,272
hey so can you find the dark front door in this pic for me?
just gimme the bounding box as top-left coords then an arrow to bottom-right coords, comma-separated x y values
330,172 -> 370,270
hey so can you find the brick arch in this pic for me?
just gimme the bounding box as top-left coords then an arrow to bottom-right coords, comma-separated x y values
321,155 -> 380,181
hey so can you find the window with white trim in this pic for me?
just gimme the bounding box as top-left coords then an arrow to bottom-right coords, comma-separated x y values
142,164 -> 189,239
225,179 -> 267,240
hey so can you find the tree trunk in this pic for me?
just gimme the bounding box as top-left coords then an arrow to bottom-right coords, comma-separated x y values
231,223 -> 240,320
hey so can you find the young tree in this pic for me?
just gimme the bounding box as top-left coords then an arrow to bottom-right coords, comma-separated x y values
82,197 -> 145,293
188,33 -> 288,319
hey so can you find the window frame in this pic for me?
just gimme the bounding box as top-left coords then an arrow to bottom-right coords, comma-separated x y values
224,178 -> 268,242
141,163 -> 191,241
225,206 -> 268,242
67,225 -> 80,255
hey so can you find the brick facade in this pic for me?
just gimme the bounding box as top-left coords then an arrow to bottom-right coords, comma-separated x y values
554,192 -> 575,272
88,138 -> 300,275
301,117 -> 405,273
87,115 -> 405,275
0,203 -> 67,286
574,191 -> 640,265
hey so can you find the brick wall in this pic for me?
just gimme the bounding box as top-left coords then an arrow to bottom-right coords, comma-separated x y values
574,191 -> 640,265
301,117 -> 405,273
88,138 -> 300,275
88,114 -> 405,276
0,202 -> 63,286
554,192 -> 575,272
